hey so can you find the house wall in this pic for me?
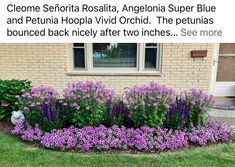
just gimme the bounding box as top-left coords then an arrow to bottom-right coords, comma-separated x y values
0,43 -> 214,94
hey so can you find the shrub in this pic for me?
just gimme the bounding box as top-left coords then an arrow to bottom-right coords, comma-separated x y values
180,88 -> 214,127
18,85 -> 63,131
0,79 -> 31,120
62,81 -> 116,127
124,82 -> 176,128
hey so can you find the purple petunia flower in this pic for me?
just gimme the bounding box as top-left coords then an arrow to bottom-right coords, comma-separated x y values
11,121 -> 235,152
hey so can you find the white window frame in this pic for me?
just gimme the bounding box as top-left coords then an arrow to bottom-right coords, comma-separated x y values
68,43 -> 162,76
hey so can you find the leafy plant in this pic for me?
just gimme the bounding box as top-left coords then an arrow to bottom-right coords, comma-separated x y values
18,85 -> 62,131
62,81 -> 116,127
165,97 -> 190,129
0,79 -> 31,120
180,88 -> 214,127
165,89 -> 214,129
11,80 -> 215,131
124,82 -> 176,128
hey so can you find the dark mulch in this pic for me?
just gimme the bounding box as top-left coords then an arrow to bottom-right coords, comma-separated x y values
0,121 -> 14,134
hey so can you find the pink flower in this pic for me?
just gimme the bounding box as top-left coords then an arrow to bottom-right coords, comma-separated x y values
164,104 -> 170,109
58,99 -> 63,103
140,101 -> 145,106
1,103 -> 9,107
30,103 -> 35,107
72,102 -> 78,107
153,103 -> 158,107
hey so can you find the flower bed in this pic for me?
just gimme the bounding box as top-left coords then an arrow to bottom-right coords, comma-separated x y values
211,105 -> 235,110
9,81 -> 215,131
11,121 -> 235,152
6,80 -> 233,153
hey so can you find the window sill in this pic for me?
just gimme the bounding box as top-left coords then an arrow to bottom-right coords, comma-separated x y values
67,71 -> 162,76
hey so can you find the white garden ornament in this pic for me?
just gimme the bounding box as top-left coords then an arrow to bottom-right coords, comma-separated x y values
11,110 -> 25,125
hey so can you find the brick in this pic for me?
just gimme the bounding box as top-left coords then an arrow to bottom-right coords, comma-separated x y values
0,43 -> 214,94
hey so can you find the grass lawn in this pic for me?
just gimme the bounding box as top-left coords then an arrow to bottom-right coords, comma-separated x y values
0,133 -> 235,167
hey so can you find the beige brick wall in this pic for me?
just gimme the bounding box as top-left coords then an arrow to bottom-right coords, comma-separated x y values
0,43 -> 214,94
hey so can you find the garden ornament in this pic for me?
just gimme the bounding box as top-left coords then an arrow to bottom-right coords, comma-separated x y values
11,110 -> 25,125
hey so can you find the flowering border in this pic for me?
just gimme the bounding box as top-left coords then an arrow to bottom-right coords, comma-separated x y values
11,121 -> 235,152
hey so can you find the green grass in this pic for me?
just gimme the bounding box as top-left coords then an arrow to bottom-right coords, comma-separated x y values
0,133 -> 235,167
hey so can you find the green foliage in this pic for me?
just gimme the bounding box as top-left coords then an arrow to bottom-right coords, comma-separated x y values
164,98 -> 191,130
124,82 -> 176,128
25,107 -> 42,127
1,80 -> 215,131
190,105 -> 206,126
71,101 -> 107,127
180,88 -> 215,127
62,81 -> 115,127
17,85 -> 63,131
129,101 -> 168,128
24,105 -> 63,132
0,79 -> 31,120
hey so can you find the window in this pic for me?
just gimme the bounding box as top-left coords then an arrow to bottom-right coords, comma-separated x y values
71,43 -> 162,75
93,43 -> 137,68
145,43 -> 158,69
73,43 -> 85,69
